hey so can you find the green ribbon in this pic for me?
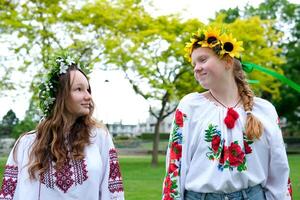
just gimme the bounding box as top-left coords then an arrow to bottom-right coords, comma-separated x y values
242,61 -> 300,93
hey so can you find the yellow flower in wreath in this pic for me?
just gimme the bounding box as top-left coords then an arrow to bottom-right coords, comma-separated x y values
203,26 -> 222,48
220,33 -> 244,58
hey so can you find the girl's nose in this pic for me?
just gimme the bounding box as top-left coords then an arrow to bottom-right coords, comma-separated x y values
194,63 -> 203,72
84,91 -> 92,100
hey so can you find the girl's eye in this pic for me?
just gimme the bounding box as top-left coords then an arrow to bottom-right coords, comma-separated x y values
76,87 -> 82,91
198,57 -> 207,62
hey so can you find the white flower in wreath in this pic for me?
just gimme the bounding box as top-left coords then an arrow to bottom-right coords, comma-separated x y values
59,62 -> 68,74
66,56 -> 75,65
44,97 -> 56,107
56,58 -> 64,63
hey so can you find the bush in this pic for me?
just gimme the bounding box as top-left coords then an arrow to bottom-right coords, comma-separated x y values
284,137 -> 300,145
137,133 -> 170,140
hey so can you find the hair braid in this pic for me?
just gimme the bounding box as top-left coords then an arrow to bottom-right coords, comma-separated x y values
233,59 -> 263,140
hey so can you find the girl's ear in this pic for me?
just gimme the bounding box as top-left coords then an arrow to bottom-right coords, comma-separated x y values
223,55 -> 234,70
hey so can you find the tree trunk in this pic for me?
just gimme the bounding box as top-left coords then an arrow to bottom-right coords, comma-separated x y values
151,119 -> 161,167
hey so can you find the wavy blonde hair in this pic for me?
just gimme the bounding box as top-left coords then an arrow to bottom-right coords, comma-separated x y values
16,65 -> 102,180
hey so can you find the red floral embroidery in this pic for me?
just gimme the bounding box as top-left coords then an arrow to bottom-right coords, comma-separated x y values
55,161 -> 74,193
168,163 -> 177,174
170,142 -> 182,160
175,109 -> 185,127
288,178 -> 293,199
205,124 -> 253,172
40,159 -> 88,193
224,108 -> 239,129
228,142 -> 245,167
211,135 -> 221,153
163,109 -> 186,200
0,165 -> 18,199
219,145 -> 228,165
243,140 -> 252,154
163,175 -> 175,200
108,149 -> 124,193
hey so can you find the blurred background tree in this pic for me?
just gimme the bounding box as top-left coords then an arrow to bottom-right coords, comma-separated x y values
0,109 -> 19,138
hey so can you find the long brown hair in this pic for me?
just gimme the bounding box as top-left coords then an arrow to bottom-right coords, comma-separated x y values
232,58 -> 263,140
27,65 -> 100,179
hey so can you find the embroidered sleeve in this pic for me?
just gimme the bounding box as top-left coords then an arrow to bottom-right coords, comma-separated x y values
162,109 -> 185,200
0,141 -> 20,200
99,131 -> 124,200
0,165 -> 18,200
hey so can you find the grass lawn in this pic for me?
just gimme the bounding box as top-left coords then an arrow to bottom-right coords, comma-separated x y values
0,155 -> 299,199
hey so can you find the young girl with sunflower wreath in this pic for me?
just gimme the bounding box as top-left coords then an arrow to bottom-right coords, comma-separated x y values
162,27 -> 293,200
0,52 -> 124,200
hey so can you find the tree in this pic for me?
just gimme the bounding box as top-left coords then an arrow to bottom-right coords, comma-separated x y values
0,109 -> 19,137
102,16 -> 203,166
11,99 -> 39,139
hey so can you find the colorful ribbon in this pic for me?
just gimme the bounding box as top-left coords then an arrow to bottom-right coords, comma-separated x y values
242,61 -> 300,93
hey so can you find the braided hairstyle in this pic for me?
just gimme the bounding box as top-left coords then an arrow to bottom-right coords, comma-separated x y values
233,59 -> 263,140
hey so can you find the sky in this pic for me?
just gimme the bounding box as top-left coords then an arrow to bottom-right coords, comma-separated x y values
0,0 -> 298,124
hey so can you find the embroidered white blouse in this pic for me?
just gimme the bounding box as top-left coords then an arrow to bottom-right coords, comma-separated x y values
162,92 -> 292,200
0,127 -> 124,200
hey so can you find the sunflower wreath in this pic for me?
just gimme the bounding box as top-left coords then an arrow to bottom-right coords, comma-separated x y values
184,26 -> 244,62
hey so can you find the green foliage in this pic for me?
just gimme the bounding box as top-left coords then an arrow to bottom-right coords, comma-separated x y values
11,117 -> 37,139
0,109 -> 19,137
11,100 -> 39,139
137,133 -> 169,140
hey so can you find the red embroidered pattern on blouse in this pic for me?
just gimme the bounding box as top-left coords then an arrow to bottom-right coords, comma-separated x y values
40,159 -> 88,193
108,149 -> 124,193
72,159 -> 88,185
54,161 -> 74,193
205,124 -> 253,172
288,178 -> 293,199
40,161 -> 55,189
0,165 -> 18,199
163,109 -> 185,200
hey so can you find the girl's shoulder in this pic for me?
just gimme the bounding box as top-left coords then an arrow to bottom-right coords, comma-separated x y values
253,97 -> 279,126
253,97 -> 277,115
179,92 -> 208,107
90,125 -> 111,142
16,130 -> 37,147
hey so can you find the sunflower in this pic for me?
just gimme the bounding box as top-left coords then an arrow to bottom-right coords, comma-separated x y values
203,26 -> 221,48
220,33 -> 244,58
184,38 -> 198,61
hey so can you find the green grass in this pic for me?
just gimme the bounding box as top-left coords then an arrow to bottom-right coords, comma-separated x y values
119,156 -> 165,200
0,155 -> 299,199
288,155 -> 300,200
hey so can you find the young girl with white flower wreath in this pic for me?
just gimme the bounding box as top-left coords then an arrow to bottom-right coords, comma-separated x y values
162,27 -> 293,200
0,52 -> 124,200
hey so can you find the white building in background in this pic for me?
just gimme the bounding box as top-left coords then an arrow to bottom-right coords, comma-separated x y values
107,113 -> 173,136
